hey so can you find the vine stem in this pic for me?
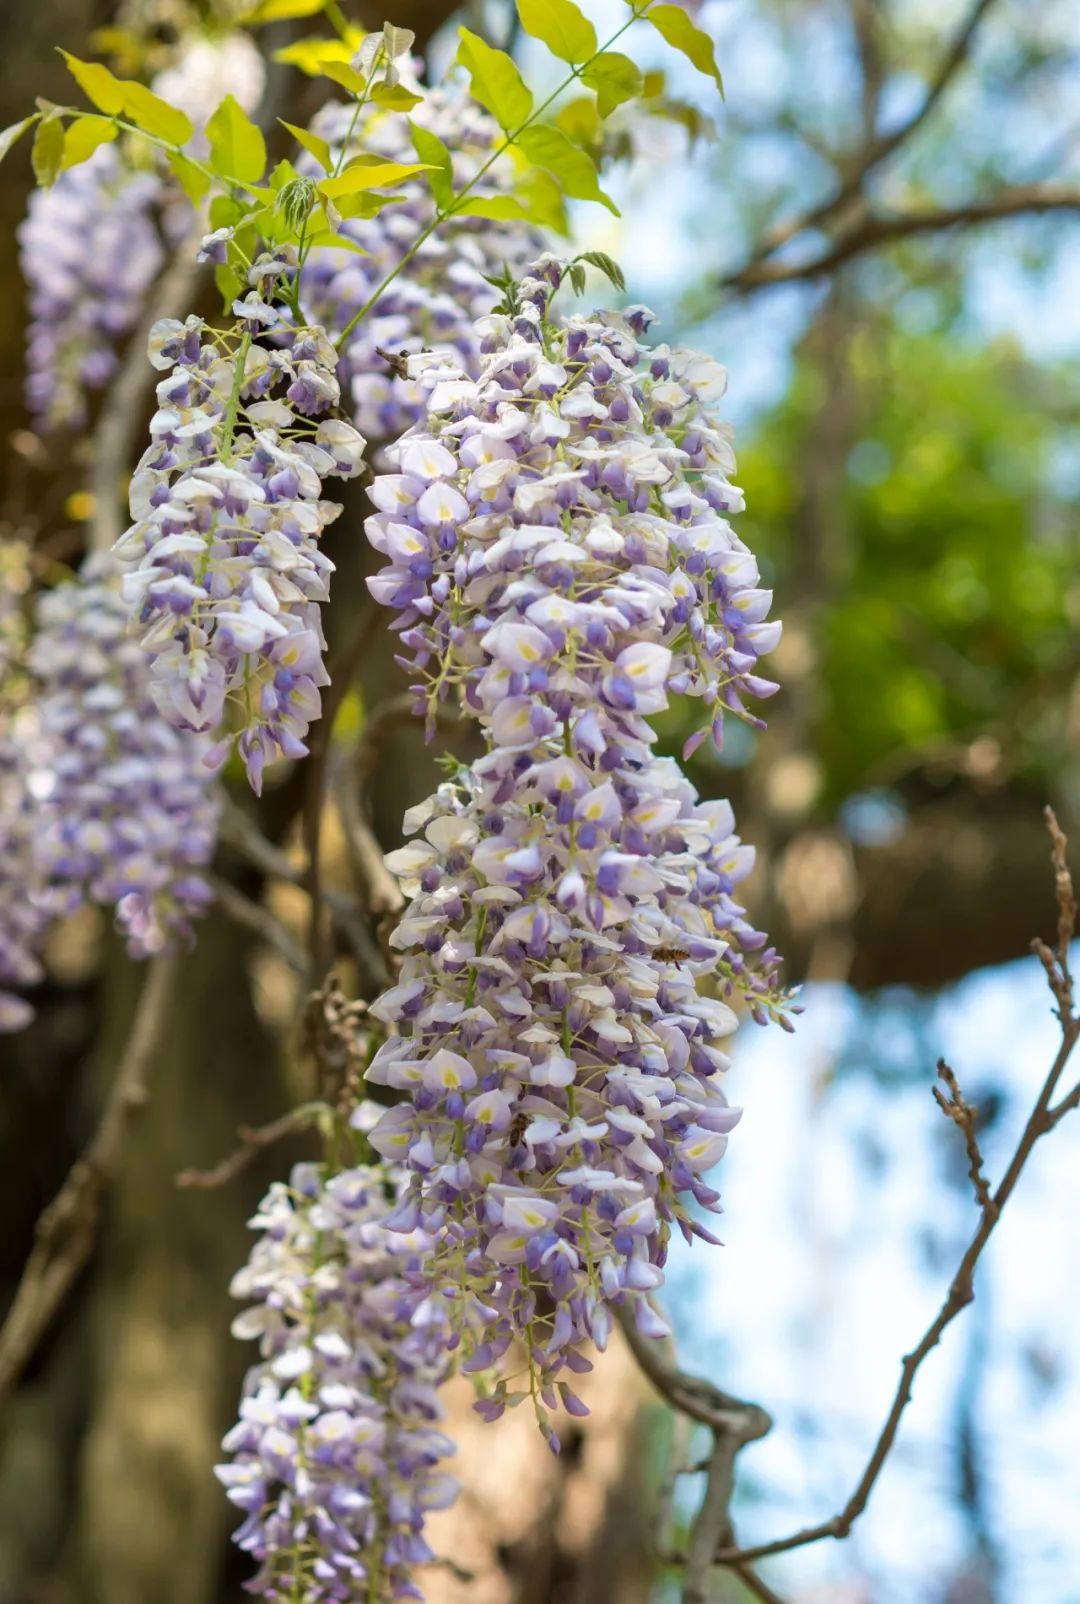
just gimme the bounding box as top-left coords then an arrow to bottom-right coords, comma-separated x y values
332,0 -> 659,351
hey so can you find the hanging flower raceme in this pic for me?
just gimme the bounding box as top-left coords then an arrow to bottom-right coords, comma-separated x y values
18,148 -> 164,431
219,1160 -> 458,1602
27,555 -> 218,959
359,259 -> 790,1435
18,30 -> 264,432
300,88 -> 542,445
112,251 -> 367,793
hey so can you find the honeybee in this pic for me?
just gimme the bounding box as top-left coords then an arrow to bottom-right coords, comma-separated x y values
509,1111 -> 529,1148
655,945 -> 692,963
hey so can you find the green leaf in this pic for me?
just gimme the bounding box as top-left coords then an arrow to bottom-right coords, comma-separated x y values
318,160 -> 433,200
31,113 -> 64,187
372,82 -> 422,111
408,121 -> 453,210
168,150 -> 211,204
240,0 -> 327,21
206,94 -> 267,184
305,229 -> 370,254
57,50 -> 126,116
455,194 -> 532,222
516,0 -> 596,63
272,34 -> 360,74
317,61 -> 367,96
646,5 -> 723,93
577,249 -> 626,292
582,51 -> 643,117
555,95 -> 602,147
123,81 -> 193,146
457,27 -> 533,132
515,124 -> 618,214
280,119 -> 332,173
518,167 -> 568,234
61,114 -> 118,168
0,115 -> 39,169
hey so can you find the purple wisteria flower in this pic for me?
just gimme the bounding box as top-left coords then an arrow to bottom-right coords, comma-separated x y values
28,555 -> 218,958
112,252 -> 367,793
219,1161 -> 458,1601
300,88 -> 542,446
359,260 -> 791,1434
18,147 -> 164,431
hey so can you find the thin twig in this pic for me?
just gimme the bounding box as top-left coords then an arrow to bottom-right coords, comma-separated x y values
724,185 -> 1080,291
0,955 -> 180,1402
714,810 -> 1079,1569
176,1107 -> 310,1191
209,872 -> 309,975
933,1060 -> 996,1219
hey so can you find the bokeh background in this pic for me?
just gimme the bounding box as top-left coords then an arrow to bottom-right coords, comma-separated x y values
1,2 -> 1078,1602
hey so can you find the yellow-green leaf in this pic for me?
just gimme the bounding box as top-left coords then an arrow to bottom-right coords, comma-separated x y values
31,113 -> 64,187
305,230 -> 370,255
372,82 -> 422,111
318,61 -> 367,96
516,0 -> 596,64
454,194 -> 532,222
517,167 -> 569,235
280,119 -> 332,173
168,150 -> 211,205
0,115 -> 39,169
647,5 -> 723,93
408,121 -> 453,209
206,94 -> 267,184
457,27 -> 533,133
240,0 -> 327,22
123,81 -> 194,146
515,123 -> 617,214
61,114 -> 118,168
58,50 -> 126,116
318,160 -> 432,200
582,50 -> 643,117
272,34 -> 361,74
556,95 -> 602,147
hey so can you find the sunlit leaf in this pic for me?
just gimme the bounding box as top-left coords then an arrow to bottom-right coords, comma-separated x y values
372,82 -> 422,110
0,115 -> 39,169
516,0 -> 597,64
168,150 -> 211,205
646,5 -> 723,93
319,160 -> 432,200
408,121 -> 453,209
280,119 -> 332,173
515,124 -> 618,213
240,0 -> 327,22
206,94 -> 267,184
123,81 -> 193,146
31,113 -> 64,187
61,114 -> 118,168
272,34 -> 362,74
455,194 -> 532,222
57,50 -> 126,116
556,95 -> 602,148
318,61 -> 367,96
582,51 -> 643,117
457,27 -> 533,132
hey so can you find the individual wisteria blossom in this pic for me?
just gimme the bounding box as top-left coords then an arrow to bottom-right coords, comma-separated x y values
18,30 -> 264,431
360,259 -> 790,1434
112,250 -> 367,792
219,1160 -> 458,1602
301,88 -> 542,445
27,555 -> 218,959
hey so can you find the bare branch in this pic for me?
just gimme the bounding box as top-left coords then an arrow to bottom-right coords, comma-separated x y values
735,0 -> 1001,274
714,813 -> 1079,1568
0,955 -> 180,1402
209,872 -> 309,975
724,185 -> 1080,291
176,1107 -> 310,1191
933,1059 -> 996,1219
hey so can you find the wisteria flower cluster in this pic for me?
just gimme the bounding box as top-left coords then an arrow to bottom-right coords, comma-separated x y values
28,555 -> 218,959
0,676 -> 55,1032
18,30 -> 264,432
301,88 -> 541,445
112,253 -> 366,792
219,1160 -> 458,1602
359,259 -> 789,1430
